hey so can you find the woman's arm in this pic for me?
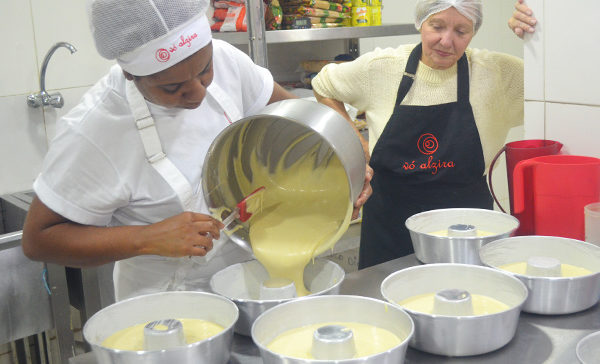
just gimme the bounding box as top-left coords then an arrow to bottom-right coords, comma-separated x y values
268,81 -> 298,104
22,196 -> 223,267
313,91 -> 373,220
313,91 -> 369,161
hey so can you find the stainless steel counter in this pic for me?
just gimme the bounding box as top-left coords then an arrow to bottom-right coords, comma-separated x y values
71,254 -> 600,364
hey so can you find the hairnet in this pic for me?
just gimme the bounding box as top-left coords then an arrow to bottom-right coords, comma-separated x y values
415,0 -> 483,33
87,0 -> 212,76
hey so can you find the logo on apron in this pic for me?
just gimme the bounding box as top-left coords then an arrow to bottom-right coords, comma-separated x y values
417,133 -> 438,155
399,132 -> 456,175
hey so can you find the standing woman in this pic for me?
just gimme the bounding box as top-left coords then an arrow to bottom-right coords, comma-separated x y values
313,0 -> 528,269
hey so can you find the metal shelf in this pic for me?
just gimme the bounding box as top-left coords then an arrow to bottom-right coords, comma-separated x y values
212,24 -> 418,45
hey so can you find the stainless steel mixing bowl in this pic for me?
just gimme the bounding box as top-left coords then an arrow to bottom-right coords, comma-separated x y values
202,98 -> 366,253
83,291 -> 238,364
210,258 -> 345,336
576,331 -> 600,364
479,236 -> 600,314
251,295 -> 414,364
405,208 -> 520,264
380,264 -> 528,356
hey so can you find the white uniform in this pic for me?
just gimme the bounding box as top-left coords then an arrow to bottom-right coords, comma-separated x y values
33,40 -> 274,301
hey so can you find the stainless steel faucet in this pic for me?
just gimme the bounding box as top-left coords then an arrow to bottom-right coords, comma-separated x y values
27,42 -> 77,108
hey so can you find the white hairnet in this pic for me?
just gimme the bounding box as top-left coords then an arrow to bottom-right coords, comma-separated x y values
415,0 -> 483,33
87,0 -> 212,76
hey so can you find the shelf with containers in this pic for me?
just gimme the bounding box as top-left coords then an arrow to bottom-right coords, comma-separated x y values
211,0 -> 419,69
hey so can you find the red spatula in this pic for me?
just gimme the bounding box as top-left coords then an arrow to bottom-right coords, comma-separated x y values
221,186 -> 265,227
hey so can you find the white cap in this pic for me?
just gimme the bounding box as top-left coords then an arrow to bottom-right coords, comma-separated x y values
87,0 -> 212,76
415,0 -> 483,33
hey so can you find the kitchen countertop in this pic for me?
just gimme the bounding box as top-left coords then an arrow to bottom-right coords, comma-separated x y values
71,254 -> 600,364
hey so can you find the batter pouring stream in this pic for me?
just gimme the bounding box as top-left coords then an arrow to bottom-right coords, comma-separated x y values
234,131 -> 353,296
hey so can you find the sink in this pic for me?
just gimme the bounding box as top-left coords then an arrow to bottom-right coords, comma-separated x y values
0,194 -> 53,344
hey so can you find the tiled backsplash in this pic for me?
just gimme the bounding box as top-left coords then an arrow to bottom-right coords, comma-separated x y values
0,0 -> 112,196
524,0 -> 600,159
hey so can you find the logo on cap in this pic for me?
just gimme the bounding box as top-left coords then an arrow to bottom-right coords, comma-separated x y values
155,48 -> 170,63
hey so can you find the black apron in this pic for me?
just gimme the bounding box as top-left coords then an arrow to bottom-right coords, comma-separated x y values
359,43 -> 493,269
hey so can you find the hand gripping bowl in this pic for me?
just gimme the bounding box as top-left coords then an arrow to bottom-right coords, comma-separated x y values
201,98 -> 366,254
82,291 -> 238,364
479,236 -> 600,315
210,258 -> 345,336
380,264 -> 528,356
251,295 -> 414,364
405,208 -> 520,265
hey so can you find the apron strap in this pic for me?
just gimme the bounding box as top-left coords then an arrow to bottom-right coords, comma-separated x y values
395,43 -> 422,104
126,81 -> 195,210
456,53 -> 469,105
395,43 -> 470,106
207,82 -> 242,123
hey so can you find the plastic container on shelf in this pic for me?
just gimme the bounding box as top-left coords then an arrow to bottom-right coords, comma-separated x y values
370,5 -> 381,25
352,6 -> 371,26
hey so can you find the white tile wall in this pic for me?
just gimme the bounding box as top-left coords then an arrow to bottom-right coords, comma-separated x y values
523,0 -> 544,101
0,95 -> 47,195
30,0 -> 114,91
544,0 -> 600,106
522,0 -> 600,162
0,1 -> 38,96
470,0 -> 524,56
545,102 -> 600,158
524,100 -> 545,139
0,0 -> 112,196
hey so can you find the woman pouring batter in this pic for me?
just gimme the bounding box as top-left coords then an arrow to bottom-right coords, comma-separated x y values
21,0 -> 302,301
312,0 -> 537,268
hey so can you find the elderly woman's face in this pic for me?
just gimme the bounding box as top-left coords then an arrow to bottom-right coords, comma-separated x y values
420,7 -> 475,70
125,42 -> 214,109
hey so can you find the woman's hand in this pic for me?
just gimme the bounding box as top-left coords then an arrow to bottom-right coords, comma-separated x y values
508,0 -> 537,38
353,164 -> 373,220
138,212 -> 224,257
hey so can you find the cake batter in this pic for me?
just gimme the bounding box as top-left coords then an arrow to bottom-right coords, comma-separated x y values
398,293 -> 510,315
499,262 -> 594,277
267,321 -> 404,359
102,318 -> 224,351
232,131 -> 353,296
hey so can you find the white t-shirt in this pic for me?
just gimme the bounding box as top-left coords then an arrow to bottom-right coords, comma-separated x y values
33,40 -> 274,300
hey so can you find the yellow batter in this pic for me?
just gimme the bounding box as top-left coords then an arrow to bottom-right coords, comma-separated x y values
267,321 -> 404,359
101,319 -> 224,351
398,293 -> 510,315
233,131 -> 353,297
499,262 -> 594,277
428,229 -> 496,237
